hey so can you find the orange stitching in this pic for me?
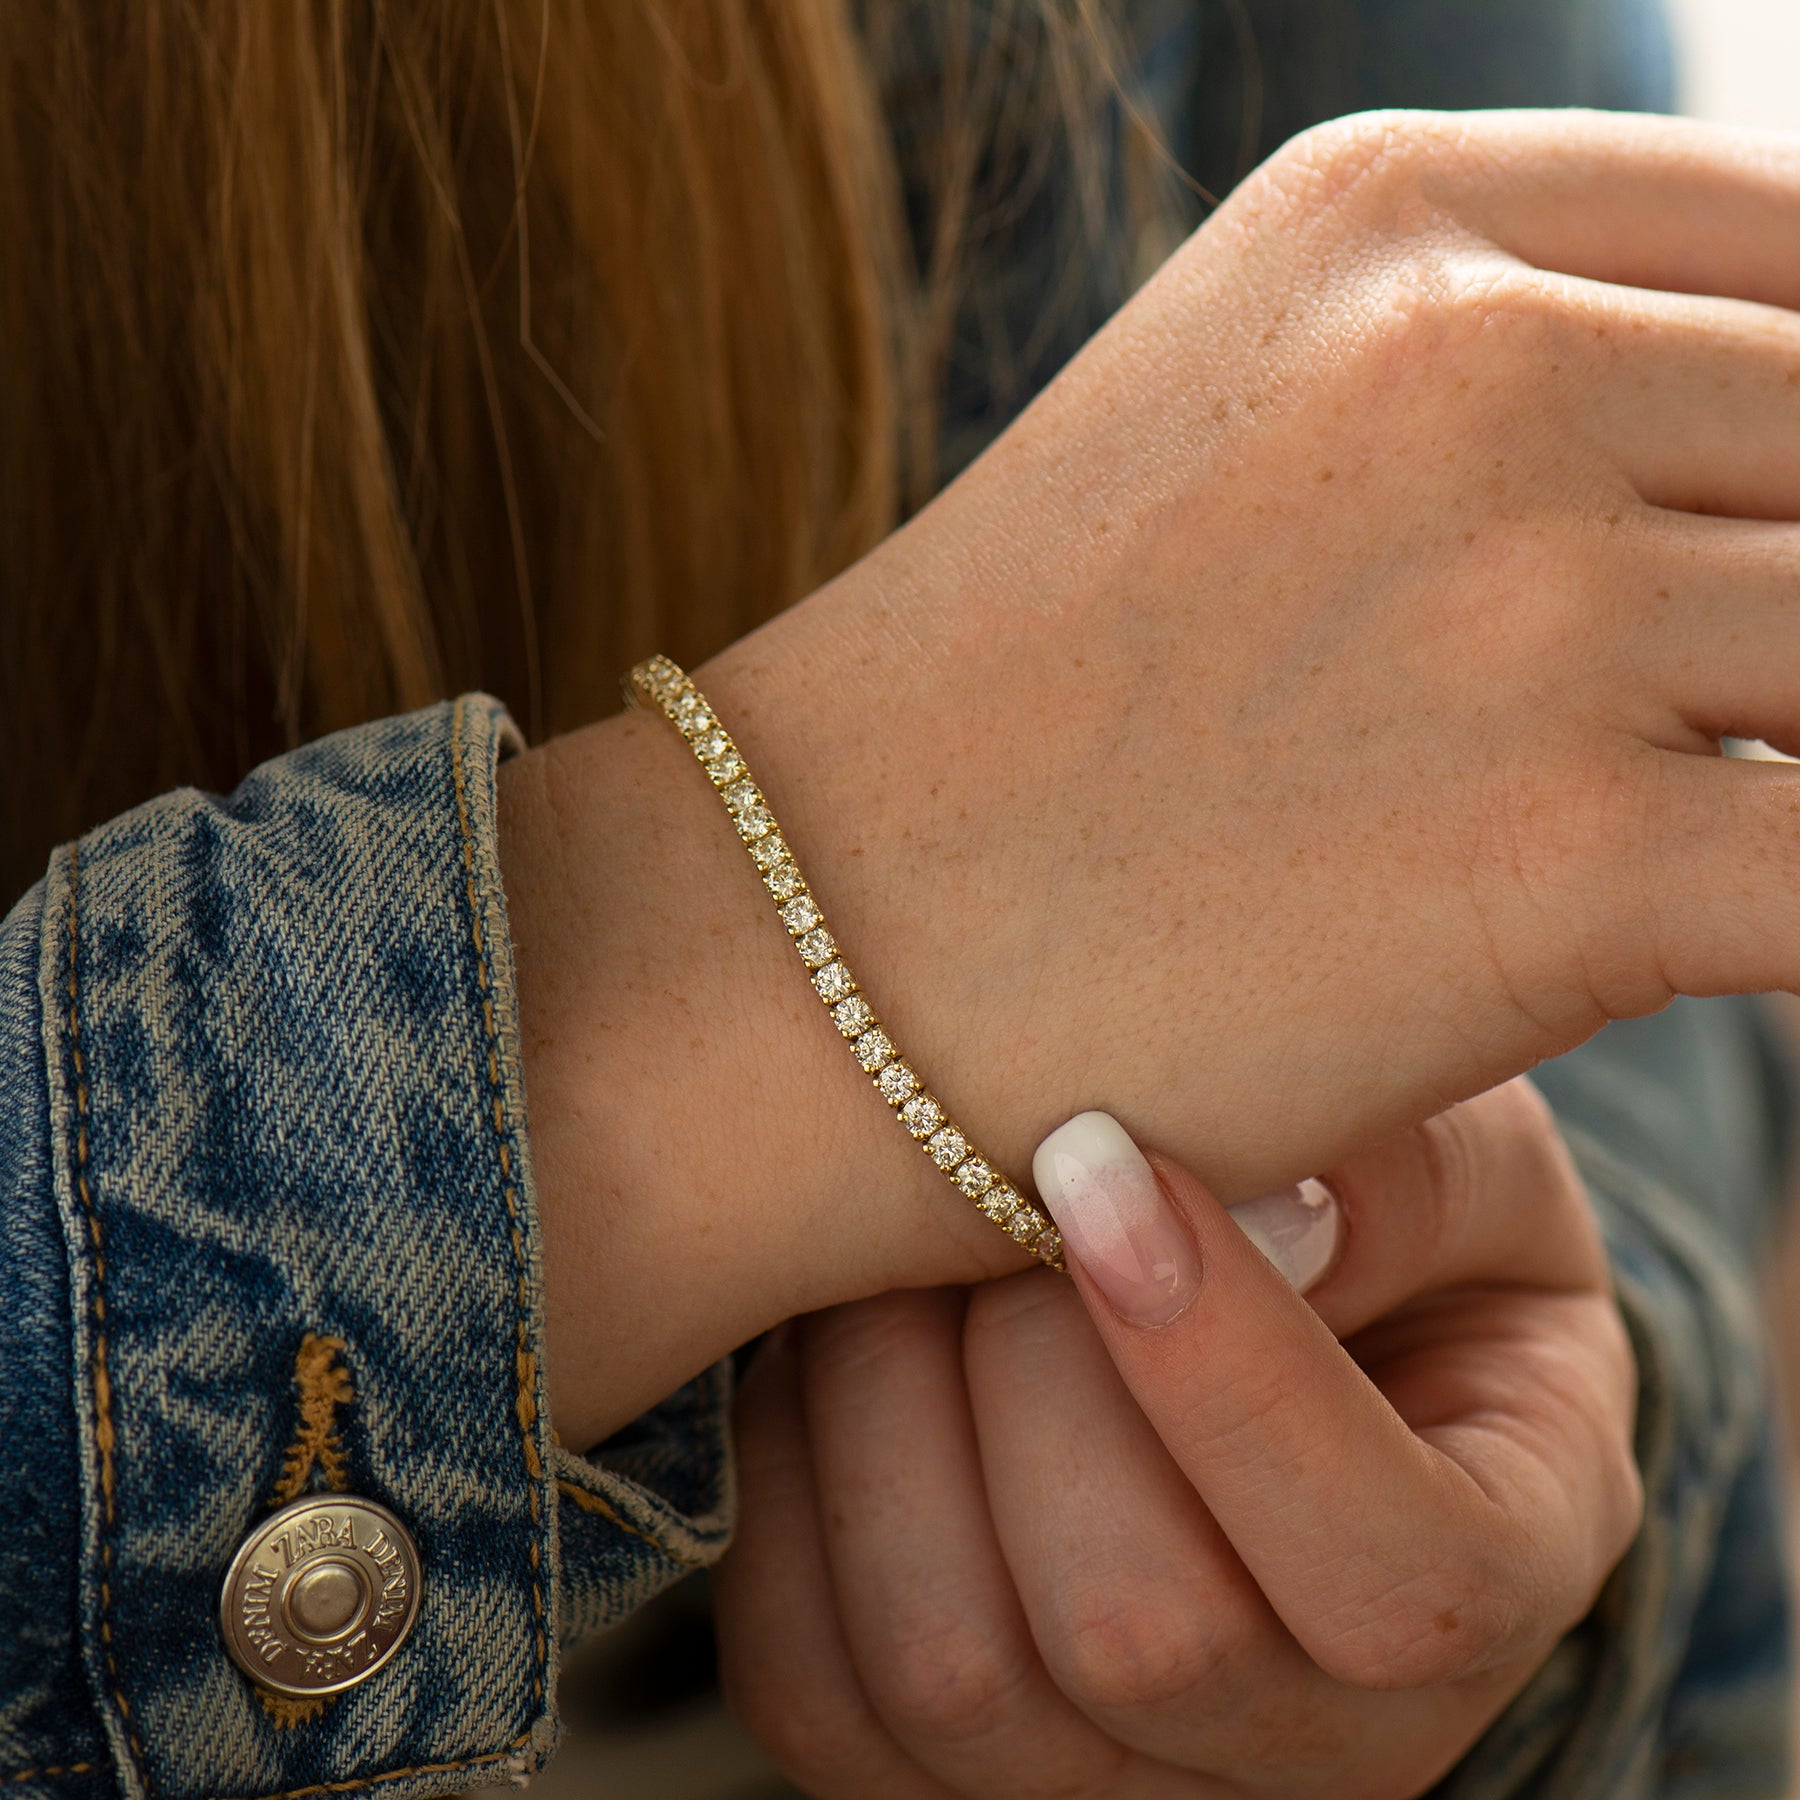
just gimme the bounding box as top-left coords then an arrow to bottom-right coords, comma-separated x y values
256,1334 -> 357,1727
554,1479 -> 704,1569
260,1693 -> 327,1730
450,699 -> 550,1705
64,846 -> 147,1775
0,1765 -> 97,1783
270,1334 -> 354,1504
218,1730 -> 534,1800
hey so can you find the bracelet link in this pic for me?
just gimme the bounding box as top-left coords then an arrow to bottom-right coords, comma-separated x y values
626,654 -> 1064,1271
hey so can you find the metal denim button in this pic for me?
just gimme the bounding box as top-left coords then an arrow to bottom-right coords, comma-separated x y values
220,1494 -> 423,1697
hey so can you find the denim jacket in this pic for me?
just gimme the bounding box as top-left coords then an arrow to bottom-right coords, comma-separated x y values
2,2 -> 1792,1794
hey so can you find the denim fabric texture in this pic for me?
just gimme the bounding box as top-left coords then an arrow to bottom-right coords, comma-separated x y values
0,698 -> 730,1798
0,1 -> 1792,1795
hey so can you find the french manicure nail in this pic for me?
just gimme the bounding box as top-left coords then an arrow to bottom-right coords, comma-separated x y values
1031,1111 -> 1200,1326
1226,1179 -> 1343,1294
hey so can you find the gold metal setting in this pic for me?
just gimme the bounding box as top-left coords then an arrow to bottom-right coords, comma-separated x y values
625,654 -> 1065,1271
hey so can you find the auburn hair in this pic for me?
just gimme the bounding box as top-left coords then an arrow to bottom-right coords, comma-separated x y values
0,1 -> 1161,902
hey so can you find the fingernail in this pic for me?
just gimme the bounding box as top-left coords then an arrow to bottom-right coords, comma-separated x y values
1031,1111 -> 1200,1326
1226,1179 -> 1343,1293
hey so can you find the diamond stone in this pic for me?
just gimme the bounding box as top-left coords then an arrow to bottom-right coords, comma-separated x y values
674,695 -> 713,735
1033,1228 -> 1063,1264
723,779 -> 760,812
900,1096 -> 943,1137
797,928 -> 837,969
779,896 -> 821,935
749,832 -> 789,870
813,961 -> 855,1004
696,728 -> 731,760
927,1128 -> 969,1170
955,1158 -> 996,1197
735,806 -> 775,842
877,1062 -> 918,1104
979,1185 -> 1018,1223
1007,1209 -> 1042,1244
765,862 -> 805,901
852,1029 -> 893,1071
706,753 -> 746,788
831,996 -> 874,1036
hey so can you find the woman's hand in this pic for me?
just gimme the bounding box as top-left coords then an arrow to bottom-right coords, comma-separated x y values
714,1080 -> 1642,1798
508,110 -> 1800,1443
702,108 -> 1800,1201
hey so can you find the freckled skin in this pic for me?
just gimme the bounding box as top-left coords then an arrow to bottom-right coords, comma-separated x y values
502,109 -> 1800,1453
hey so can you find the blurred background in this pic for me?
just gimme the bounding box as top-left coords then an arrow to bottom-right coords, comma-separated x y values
1669,0 -> 1800,130
481,6 -> 1800,1795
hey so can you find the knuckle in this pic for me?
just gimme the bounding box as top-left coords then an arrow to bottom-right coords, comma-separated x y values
1044,1576 -> 1242,1715
749,1711 -> 870,1792
1233,112 -> 1450,274
1442,1075 -> 1561,1172
720,1650 -> 863,1786
866,1609 -> 1027,1744
1268,109 -> 1448,212
1581,1308 -> 1649,1571
1559,745 -> 1680,1018
1494,1071 -> 1557,1135
1436,256 -> 1564,340
1309,1559 -> 1529,1690
1435,1077 -> 1570,1209
1363,255 -> 1566,395
808,1289 -> 944,1375
1605,1440 -> 1648,1568
1473,745 -> 1665,1033
801,1292 -> 960,1424
965,1264 -> 1078,1351
1404,1108 -> 1478,1271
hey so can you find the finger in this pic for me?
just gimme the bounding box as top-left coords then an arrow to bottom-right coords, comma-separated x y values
801,1289 -> 1153,1798
1638,750 -> 1800,1000
963,1268 -> 1353,1771
1610,514 -> 1800,751
1032,1111 -> 1629,1689
1299,1077 -> 1610,1344
1430,109 -> 1800,310
1343,1284 -> 1643,1626
713,1328 -> 948,1800
1583,286 -> 1800,519
964,1270 -> 1544,1794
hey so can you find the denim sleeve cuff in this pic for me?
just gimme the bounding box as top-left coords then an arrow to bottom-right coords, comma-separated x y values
10,696 -> 734,1800
1431,1121 -> 1789,1800
552,1363 -> 736,1647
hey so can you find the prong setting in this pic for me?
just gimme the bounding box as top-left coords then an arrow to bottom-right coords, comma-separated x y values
626,655 -> 1066,1270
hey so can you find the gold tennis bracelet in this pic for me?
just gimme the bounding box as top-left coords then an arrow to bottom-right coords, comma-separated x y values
625,655 -> 1064,1271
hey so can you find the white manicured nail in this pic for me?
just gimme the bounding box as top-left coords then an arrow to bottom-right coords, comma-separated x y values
1227,1179 -> 1342,1293
1032,1111 -> 1199,1326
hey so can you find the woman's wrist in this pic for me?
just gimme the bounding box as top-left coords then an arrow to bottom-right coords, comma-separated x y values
497,604 -> 1029,1452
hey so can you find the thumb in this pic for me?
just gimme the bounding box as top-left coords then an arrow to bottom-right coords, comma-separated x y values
1033,1110 -> 1343,1322
1028,1109 -> 1510,1686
